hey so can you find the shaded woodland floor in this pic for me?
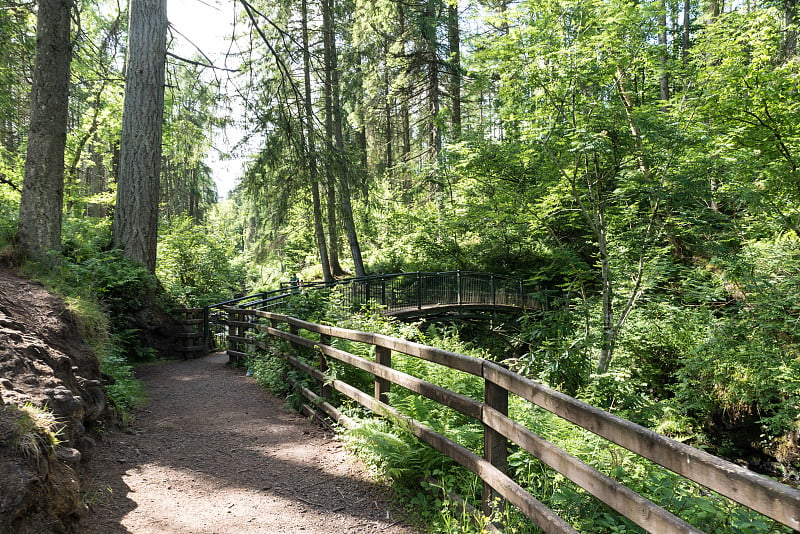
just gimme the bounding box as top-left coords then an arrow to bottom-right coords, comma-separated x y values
76,352 -> 417,533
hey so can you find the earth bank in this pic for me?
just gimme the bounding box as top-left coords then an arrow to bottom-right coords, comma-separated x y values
0,269 -> 107,533
0,268 -> 417,533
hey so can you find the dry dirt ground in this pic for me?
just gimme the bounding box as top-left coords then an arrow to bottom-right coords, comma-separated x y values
76,352 -> 419,534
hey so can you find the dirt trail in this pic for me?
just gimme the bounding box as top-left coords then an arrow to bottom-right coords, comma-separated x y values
76,353 -> 417,534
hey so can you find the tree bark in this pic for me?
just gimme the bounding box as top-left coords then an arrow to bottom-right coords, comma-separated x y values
113,0 -> 167,272
17,0 -> 73,262
784,0 -> 797,58
302,0 -> 333,282
321,0 -> 346,277
323,0 -> 366,277
682,0 -> 691,64
447,1 -> 462,139
423,0 -> 442,160
399,3 -> 412,163
658,0 -> 670,101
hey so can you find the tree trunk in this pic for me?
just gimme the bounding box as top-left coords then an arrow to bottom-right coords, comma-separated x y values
302,0 -> 333,282
326,180 -> 346,276
595,207 -> 614,374
784,0 -> 797,58
423,0 -> 442,160
399,3 -> 412,163
17,0 -> 72,262
321,0 -> 346,277
682,0 -> 691,64
384,56 -> 393,172
323,0 -> 366,277
447,1 -> 462,139
113,0 -> 167,272
658,0 -> 670,101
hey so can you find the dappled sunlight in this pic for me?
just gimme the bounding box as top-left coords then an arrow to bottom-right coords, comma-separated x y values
77,354 -> 412,533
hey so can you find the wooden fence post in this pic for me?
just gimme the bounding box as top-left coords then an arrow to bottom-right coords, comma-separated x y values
483,371 -> 509,517
375,346 -> 392,404
319,333 -> 331,400
202,306 -> 210,353
228,309 -> 238,354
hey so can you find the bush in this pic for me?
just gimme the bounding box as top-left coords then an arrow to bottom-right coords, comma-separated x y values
157,216 -> 247,307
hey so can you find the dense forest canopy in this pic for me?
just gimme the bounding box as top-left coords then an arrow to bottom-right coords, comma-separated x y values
1,0 -> 798,511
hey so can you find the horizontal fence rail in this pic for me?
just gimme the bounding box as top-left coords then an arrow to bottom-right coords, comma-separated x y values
221,308 -> 800,533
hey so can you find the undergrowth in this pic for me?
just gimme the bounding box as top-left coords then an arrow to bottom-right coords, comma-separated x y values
244,292 -> 794,533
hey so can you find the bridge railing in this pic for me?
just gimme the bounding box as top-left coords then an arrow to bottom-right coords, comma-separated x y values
222,308 -> 800,533
333,271 -> 533,313
201,271 -> 541,351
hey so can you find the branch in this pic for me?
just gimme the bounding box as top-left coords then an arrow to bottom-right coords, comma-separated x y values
0,174 -> 20,192
166,51 -> 239,72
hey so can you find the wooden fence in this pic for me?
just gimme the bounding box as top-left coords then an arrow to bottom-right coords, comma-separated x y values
223,307 -> 800,533
173,308 -> 205,359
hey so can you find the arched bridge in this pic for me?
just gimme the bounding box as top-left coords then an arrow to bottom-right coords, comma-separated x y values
213,271 -> 543,321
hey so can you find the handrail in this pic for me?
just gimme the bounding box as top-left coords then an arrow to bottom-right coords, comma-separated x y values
222,308 -> 800,533
202,271 -> 540,352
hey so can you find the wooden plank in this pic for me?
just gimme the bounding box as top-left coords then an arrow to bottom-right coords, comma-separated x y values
287,376 -> 355,429
326,377 -> 578,534
227,320 -> 254,328
175,318 -> 204,325
264,327 -> 484,420
176,332 -> 202,339
226,335 -> 253,344
222,307 -> 255,315
482,406 -> 702,534
254,310 -> 483,375
374,346 -> 391,404
483,362 -> 800,530
483,376 -> 508,515
318,338 -> 483,420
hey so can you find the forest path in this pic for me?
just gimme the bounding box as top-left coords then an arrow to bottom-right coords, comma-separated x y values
76,353 -> 417,534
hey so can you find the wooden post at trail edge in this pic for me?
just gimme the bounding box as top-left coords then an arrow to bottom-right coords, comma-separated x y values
483,369 -> 509,517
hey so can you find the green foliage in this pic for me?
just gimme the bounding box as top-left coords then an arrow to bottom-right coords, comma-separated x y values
156,215 -> 246,307
98,341 -> 147,425
0,186 -> 19,250
675,235 -> 800,452
6,402 -> 63,460
67,248 -> 160,318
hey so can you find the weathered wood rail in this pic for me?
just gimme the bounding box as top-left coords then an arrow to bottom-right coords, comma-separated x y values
222,307 -> 800,533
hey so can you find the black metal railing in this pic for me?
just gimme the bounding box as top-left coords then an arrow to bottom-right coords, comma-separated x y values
202,271 -> 542,352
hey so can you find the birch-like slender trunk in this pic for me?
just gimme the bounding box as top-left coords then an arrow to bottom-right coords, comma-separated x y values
302,0 -> 332,282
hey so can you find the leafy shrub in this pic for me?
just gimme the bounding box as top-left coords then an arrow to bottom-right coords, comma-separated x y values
674,235 -> 800,458
157,215 -> 246,307
99,341 -> 147,425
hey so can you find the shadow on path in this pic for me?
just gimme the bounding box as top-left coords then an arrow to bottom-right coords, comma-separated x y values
76,353 -> 417,534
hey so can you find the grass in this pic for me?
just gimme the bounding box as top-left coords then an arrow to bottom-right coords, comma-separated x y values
3,402 -> 63,461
